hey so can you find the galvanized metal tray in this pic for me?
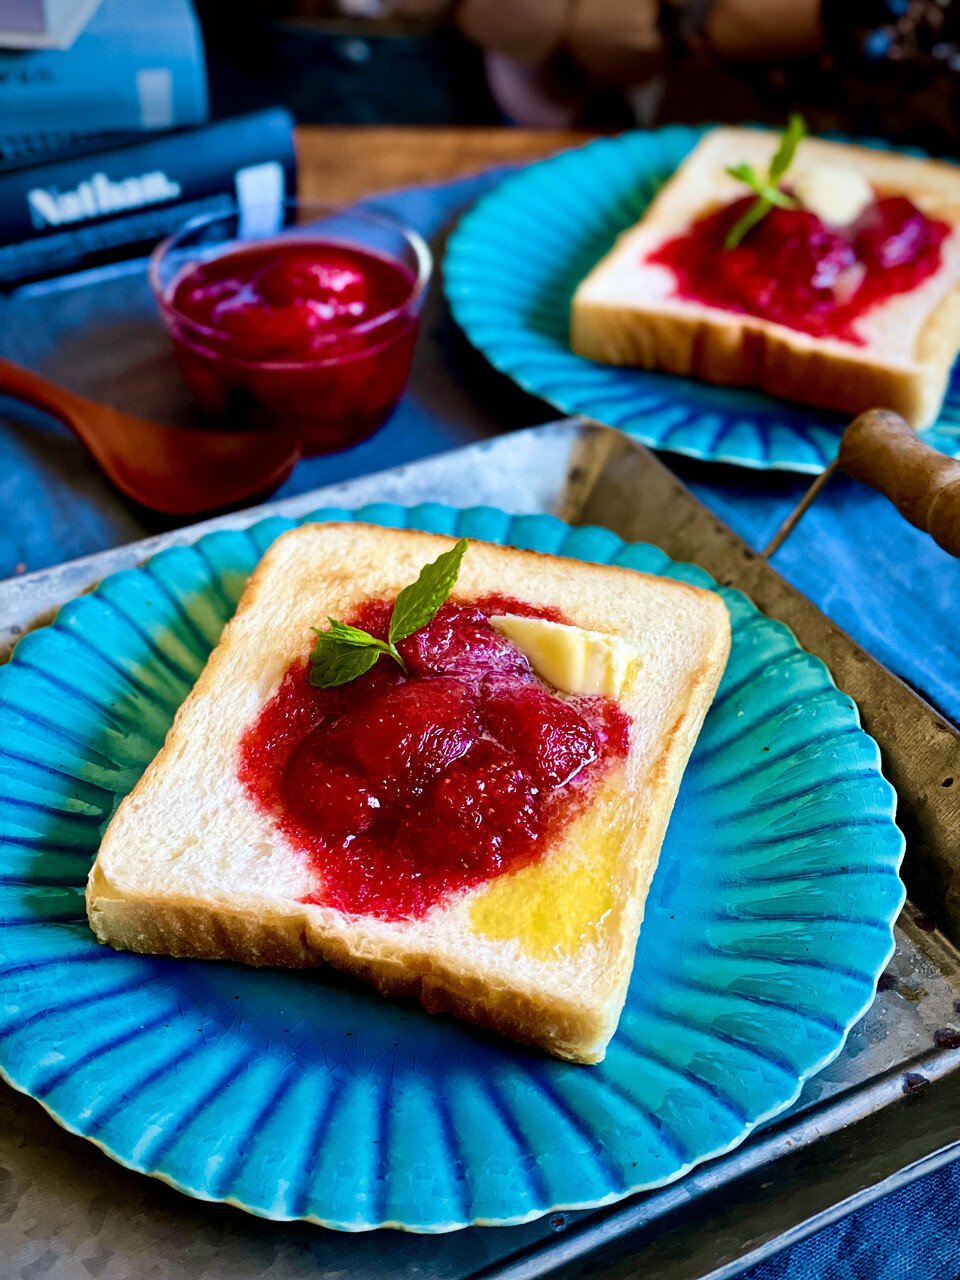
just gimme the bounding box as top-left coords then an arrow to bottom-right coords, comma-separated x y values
1,419 -> 958,1280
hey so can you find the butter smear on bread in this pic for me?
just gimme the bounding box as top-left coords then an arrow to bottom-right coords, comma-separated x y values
489,615 -> 638,698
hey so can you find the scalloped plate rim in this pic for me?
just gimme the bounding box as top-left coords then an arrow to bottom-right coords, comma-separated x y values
0,941 -> 896,1234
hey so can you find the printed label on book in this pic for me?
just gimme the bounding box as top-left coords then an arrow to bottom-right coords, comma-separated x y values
26,168 -> 182,228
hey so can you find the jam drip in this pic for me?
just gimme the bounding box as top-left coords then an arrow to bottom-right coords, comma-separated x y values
649,195 -> 950,344
238,596 -> 630,921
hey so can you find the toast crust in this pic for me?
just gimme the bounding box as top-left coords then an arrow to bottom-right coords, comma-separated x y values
86,867 -> 616,1061
571,128 -> 960,428
86,524 -> 731,1064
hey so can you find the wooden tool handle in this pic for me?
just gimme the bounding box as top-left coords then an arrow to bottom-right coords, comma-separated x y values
839,409 -> 960,558
0,354 -> 93,427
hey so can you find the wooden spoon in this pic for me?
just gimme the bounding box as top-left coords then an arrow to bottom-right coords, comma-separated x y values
0,356 -> 301,516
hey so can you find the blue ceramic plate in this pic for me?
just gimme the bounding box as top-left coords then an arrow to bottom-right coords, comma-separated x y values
0,504 -> 904,1231
444,126 -> 960,473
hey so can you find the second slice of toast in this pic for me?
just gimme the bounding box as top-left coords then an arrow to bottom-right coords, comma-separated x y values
571,128 -> 960,428
86,523 -> 730,1064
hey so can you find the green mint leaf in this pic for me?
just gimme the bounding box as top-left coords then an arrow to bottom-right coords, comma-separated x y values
724,114 -> 807,249
724,195 -> 772,250
725,162 -> 761,191
306,538 -> 469,689
324,617 -> 381,648
308,634 -> 382,688
759,184 -> 797,210
388,537 -> 469,644
724,168 -> 795,209
309,620 -> 406,684
768,112 -> 807,184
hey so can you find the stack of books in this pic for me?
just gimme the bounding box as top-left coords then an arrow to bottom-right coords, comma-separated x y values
0,0 -> 208,153
0,0 -> 298,285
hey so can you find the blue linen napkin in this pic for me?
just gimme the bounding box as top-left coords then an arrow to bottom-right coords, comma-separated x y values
1,166 -> 958,1279
741,1156 -> 960,1280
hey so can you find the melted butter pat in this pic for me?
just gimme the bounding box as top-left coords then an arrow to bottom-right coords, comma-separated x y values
792,165 -> 873,227
488,615 -> 638,698
469,783 -> 631,959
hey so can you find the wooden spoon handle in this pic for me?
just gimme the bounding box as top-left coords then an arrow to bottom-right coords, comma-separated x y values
0,354 -> 92,427
839,408 -> 960,559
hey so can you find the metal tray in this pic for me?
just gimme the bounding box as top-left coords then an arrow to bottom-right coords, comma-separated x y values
1,419 -> 958,1280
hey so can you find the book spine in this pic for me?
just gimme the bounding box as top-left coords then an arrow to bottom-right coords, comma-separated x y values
0,108 -> 296,285
0,0 -> 207,138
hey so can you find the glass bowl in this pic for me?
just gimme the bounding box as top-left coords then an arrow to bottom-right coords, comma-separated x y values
149,200 -> 432,456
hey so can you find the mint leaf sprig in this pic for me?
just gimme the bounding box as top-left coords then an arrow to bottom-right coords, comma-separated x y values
723,113 -> 807,250
308,537 -> 469,689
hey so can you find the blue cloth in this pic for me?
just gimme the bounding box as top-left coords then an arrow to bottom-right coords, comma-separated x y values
741,1156 -> 960,1280
1,168 -> 958,1278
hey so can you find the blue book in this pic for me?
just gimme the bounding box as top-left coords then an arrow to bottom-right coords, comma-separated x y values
0,0 -> 207,143
0,108 -> 296,285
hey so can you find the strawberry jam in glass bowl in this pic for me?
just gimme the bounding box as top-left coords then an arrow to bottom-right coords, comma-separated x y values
649,194 -> 950,344
149,201 -> 431,455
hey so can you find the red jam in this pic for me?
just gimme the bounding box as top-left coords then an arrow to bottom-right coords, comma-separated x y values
649,195 -> 950,344
237,597 -> 631,921
164,240 -> 420,454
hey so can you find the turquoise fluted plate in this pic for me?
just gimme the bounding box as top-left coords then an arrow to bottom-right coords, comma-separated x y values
444,126 -> 960,473
0,504 -> 904,1231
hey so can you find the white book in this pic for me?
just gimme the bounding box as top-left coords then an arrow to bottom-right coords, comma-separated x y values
0,0 -> 102,49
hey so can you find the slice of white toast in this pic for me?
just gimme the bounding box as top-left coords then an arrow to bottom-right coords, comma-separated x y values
86,524 -> 730,1064
571,127 -> 960,428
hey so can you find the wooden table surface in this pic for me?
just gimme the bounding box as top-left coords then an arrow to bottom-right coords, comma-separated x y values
294,126 -> 599,201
